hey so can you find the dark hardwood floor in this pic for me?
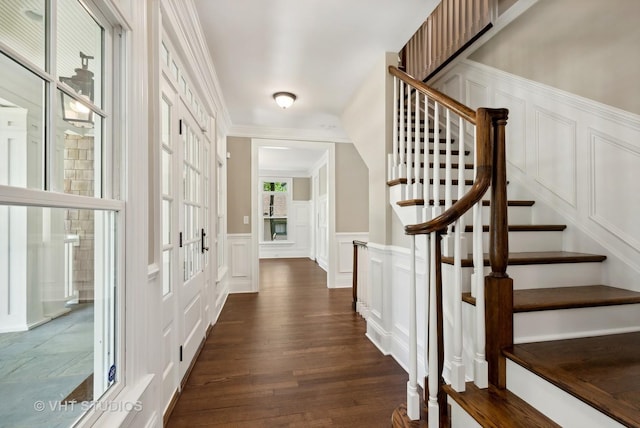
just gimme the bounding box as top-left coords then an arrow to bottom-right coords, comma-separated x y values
167,258 -> 407,427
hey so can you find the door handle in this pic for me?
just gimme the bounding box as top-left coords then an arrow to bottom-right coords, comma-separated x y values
201,228 -> 209,253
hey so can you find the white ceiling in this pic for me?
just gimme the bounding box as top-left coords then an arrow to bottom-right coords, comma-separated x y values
258,146 -> 327,173
193,0 -> 438,142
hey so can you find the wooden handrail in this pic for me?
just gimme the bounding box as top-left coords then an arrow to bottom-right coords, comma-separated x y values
389,66 -> 476,124
352,240 -> 368,311
404,107 -> 508,236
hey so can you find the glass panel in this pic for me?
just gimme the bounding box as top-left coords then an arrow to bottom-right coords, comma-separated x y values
263,194 -> 288,217
184,205 -> 190,239
180,76 -> 187,94
161,42 -> 169,67
0,0 -> 46,69
191,169 -> 198,203
263,181 -> 287,192
56,90 -> 102,197
183,243 -> 189,281
162,199 -> 171,246
162,249 -> 171,296
0,205 -> 117,426
162,150 -> 170,196
192,207 -> 198,240
161,97 -> 170,147
182,164 -> 188,199
0,52 -> 44,190
57,0 -> 103,108
263,218 -> 288,241
171,61 -> 178,80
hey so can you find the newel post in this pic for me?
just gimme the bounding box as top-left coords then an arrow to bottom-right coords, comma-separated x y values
352,241 -> 358,311
481,108 -> 513,389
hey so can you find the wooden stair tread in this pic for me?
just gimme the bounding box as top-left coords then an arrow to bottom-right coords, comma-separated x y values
443,382 -> 560,428
397,199 -> 535,207
462,285 -> 640,312
504,332 -> 640,427
464,224 -> 566,232
443,251 -> 607,267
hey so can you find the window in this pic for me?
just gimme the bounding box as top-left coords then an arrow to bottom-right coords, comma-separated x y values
0,1 -> 123,426
260,178 -> 291,242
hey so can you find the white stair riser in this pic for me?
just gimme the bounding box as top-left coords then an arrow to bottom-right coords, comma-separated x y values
422,185 -> 505,201
391,203 -> 534,227
506,360 -> 625,428
462,205 -> 532,224
448,262 -> 604,292
448,397 -> 483,428
468,230 -> 564,253
514,304 -> 640,344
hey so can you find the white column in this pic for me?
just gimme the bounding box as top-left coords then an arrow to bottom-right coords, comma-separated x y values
427,231 -> 440,427
407,235 -> 420,420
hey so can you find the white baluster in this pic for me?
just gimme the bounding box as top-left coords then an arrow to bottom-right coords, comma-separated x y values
414,90 -> 421,200
472,125 -> 488,389
423,234 -> 431,387
406,88 -> 414,201
392,77 -> 399,180
444,108 -> 452,211
432,103 -> 441,218
427,231 -> 440,428
458,116 -> 467,256
450,216 -> 465,392
399,82 -> 406,179
407,235 -> 420,420
423,95 -> 431,222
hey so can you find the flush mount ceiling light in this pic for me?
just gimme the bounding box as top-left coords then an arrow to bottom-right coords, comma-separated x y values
273,92 -> 296,109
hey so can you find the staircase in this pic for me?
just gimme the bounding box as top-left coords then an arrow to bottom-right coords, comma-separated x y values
386,66 -> 640,427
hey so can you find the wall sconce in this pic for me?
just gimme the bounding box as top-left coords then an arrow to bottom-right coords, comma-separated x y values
60,52 -> 94,128
273,92 -> 296,109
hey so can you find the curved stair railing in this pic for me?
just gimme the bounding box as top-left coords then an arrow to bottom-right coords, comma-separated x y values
388,65 -> 511,427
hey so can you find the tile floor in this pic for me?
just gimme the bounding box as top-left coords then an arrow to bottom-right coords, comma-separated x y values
0,304 -> 94,428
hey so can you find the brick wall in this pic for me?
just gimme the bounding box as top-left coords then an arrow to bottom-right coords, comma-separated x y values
64,134 -> 95,302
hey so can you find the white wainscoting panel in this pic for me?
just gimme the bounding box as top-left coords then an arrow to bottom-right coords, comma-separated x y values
334,232 -> 368,288
442,74 -> 462,102
534,107 -> 577,207
466,79 -> 489,111
228,234 -> 254,293
495,89 -> 527,173
590,130 -> 640,249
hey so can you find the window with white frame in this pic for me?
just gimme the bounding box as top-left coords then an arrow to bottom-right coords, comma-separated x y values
0,1 -> 123,426
260,178 -> 291,242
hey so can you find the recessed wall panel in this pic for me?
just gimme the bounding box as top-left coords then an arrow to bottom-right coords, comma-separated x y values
591,131 -> 640,248
495,90 -> 526,172
535,108 -> 577,206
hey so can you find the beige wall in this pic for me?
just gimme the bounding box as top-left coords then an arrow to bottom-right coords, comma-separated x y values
292,177 -> 311,201
319,164 -> 327,196
227,136 -> 251,233
470,0 -> 640,115
341,52 -> 396,245
335,143 -> 369,233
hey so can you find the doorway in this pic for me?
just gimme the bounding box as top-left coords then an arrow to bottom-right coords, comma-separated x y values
251,139 -> 337,291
